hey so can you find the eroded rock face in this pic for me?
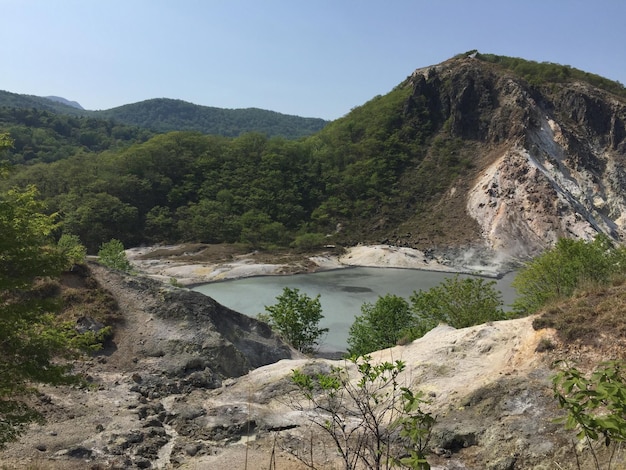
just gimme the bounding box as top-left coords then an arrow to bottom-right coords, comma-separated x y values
407,59 -> 626,259
90,265 -> 297,390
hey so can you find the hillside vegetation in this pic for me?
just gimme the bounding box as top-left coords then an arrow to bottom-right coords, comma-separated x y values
2,53 -> 626,258
94,98 -> 328,138
470,51 -> 626,97
0,79 -> 480,252
0,91 -> 328,139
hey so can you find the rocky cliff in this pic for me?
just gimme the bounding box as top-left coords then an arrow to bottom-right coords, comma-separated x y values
397,57 -> 626,261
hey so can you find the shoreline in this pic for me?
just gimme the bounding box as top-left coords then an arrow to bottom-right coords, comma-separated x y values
127,243 -> 514,286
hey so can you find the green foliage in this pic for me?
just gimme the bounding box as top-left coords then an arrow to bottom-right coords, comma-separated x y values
553,360 -> 626,469
0,73 -> 458,250
475,53 -> 626,97
0,185 -> 66,289
391,387 -> 435,469
291,232 -> 327,251
409,275 -> 506,333
0,106 -> 152,165
94,98 -> 328,138
97,239 -> 132,272
512,235 -> 626,315
0,143 -> 95,446
263,287 -> 328,354
60,191 -> 140,253
2,53 -> 625,253
348,294 -> 414,357
0,91 -> 327,141
347,277 -> 506,357
57,234 -> 87,268
290,355 -> 434,469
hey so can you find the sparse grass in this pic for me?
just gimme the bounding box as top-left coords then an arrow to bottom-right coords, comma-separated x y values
532,277 -> 626,356
59,265 -> 121,327
535,336 -> 555,353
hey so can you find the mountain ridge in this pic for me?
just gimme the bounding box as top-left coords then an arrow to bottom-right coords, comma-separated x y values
0,90 -> 328,138
44,95 -> 84,110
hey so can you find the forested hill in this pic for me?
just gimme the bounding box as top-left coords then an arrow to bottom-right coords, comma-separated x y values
0,90 -> 88,116
0,91 -> 328,139
93,98 -> 329,138
2,53 -> 626,257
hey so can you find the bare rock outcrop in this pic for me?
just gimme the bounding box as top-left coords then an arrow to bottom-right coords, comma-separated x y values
405,58 -> 626,262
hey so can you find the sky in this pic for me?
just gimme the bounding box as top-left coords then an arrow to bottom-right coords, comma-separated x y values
2,1 -> 625,121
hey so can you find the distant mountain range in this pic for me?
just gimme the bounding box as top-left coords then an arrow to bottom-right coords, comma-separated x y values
0,90 -> 328,138
45,96 -> 84,110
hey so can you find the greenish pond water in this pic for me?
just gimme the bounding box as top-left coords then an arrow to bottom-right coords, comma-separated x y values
193,267 -> 517,352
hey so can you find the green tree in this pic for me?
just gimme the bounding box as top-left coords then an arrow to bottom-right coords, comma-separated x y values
60,191 -> 139,253
262,287 -> 328,354
347,294 -> 413,357
57,233 -> 87,268
512,236 -> 625,315
97,239 -> 132,272
409,275 -> 505,335
0,145 -> 93,445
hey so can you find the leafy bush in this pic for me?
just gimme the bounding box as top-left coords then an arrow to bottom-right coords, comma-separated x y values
0,144 -> 98,446
512,235 -> 626,315
291,356 -> 434,469
97,239 -> 132,272
57,233 -> 87,268
348,294 -> 414,357
347,277 -> 506,356
409,275 -> 506,333
553,360 -> 626,469
291,232 -> 327,251
262,287 -> 328,354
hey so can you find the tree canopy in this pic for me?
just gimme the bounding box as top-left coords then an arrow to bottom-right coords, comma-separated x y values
0,134 -> 97,446
347,276 -> 506,357
261,287 -> 328,354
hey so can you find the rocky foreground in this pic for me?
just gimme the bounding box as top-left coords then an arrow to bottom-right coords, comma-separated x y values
1,255 -> 624,469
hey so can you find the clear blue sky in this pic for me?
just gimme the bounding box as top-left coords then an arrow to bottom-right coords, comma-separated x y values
2,0 -> 624,120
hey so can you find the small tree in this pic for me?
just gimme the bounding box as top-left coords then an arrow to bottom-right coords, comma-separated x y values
348,294 -> 414,357
263,287 -> 328,354
553,360 -> 626,469
290,356 -> 434,469
409,275 -> 506,334
97,238 -> 132,272
57,233 -> 87,268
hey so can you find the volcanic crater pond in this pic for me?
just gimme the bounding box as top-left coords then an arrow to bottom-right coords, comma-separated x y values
193,267 -> 518,352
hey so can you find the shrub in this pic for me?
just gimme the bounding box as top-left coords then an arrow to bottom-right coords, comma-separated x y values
347,294 -> 414,357
57,233 -> 87,268
553,360 -> 626,469
97,239 -> 132,272
290,356 -> 434,469
409,275 -> 506,333
512,235 -> 626,315
263,287 -> 328,354
291,232 -> 327,251
347,276 -> 507,357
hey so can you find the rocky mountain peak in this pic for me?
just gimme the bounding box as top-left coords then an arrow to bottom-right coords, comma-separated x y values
402,56 -> 626,260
